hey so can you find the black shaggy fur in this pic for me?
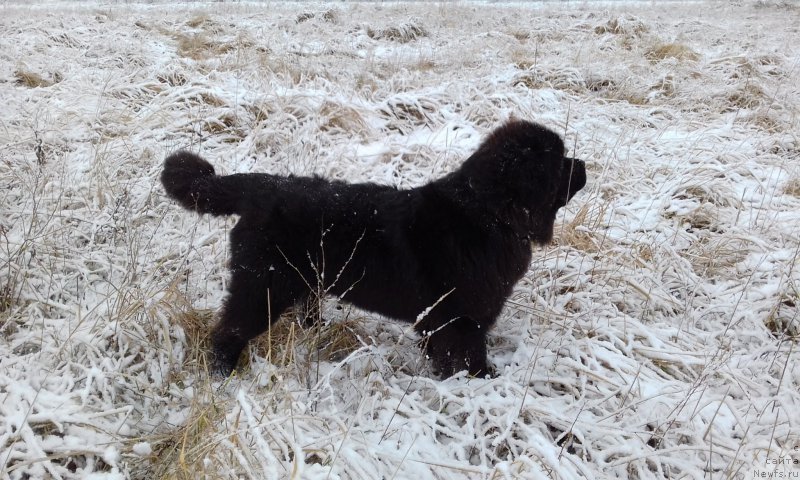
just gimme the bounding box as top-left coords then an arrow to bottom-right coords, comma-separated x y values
161,119 -> 586,377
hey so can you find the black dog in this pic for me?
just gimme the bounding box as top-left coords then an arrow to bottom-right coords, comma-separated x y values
161,119 -> 586,377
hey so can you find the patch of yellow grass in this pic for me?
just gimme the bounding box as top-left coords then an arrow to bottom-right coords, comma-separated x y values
208,300 -> 365,387
555,202 -> 609,254
594,16 -> 649,36
645,43 -> 699,62
176,33 -> 215,60
726,83 -> 768,110
14,69 -> 55,88
145,392 -> 228,479
782,178 -> 800,198
511,30 -> 530,42
367,21 -> 428,43
319,102 -> 369,135
185,14 -> 211,28
686,237 -> 752,278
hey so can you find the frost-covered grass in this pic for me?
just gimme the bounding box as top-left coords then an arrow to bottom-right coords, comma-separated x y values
1,1 -> 799,479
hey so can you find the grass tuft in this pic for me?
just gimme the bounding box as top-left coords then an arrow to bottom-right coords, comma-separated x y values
686,237 -> 751,278
367,20 -> 428,43
297,9 -> 337,24
296,12 -> 315,23
594,15 -> 649,36
14,69 -> 56,88
513,68 -> 586,94
146,394 -> 228,479
157,70 -> 188,87
783,178 -> 800,198
185,14 -> 212,28
380,97 -> 437,129
511,30 -> 530,42
765,293 -> 799,339
0,281 -> 14,314
555,202 -> 608,254
319,101 -> 369,136
645,43 -> 699,62
726,82 -> 768,110
176,33 -> 214,60
243,303 -> 366,381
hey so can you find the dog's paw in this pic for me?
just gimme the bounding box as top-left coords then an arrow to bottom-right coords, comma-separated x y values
420,317 -> 490,379
430,354 -> 492,379
209,345 -> 240,378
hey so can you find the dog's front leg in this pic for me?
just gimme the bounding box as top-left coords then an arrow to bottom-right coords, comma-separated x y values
417,316 -> 490,378
210,267 -> 271,376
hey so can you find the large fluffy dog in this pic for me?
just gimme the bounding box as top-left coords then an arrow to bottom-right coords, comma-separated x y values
161,119 -> 586,377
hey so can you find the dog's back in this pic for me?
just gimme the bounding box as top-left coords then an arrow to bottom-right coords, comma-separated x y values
161,151 -> 399,219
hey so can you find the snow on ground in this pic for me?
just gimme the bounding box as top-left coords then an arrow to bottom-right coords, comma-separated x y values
1,1 -> 799,478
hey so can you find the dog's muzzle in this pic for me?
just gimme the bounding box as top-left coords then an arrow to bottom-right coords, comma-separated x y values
564,158 -> 586,204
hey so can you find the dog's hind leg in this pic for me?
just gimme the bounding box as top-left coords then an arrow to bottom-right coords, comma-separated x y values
210,264 -> 305,376
210,223 -> 309,375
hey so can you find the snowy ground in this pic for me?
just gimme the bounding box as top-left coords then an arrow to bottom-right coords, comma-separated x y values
1,1 -> 799,478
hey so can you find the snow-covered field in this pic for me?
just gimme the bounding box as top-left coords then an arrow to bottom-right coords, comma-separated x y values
1,1 -> 799,478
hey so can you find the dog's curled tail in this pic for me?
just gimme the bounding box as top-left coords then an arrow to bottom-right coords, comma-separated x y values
161,151 -> 239,216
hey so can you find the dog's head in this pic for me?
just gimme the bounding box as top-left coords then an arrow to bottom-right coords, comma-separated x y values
460,119 -> 586,243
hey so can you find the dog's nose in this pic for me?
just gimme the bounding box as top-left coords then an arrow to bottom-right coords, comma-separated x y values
567,158 -> 586,193
571,159 -> 586,192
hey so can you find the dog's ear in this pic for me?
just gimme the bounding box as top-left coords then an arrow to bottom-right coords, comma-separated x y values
458,120 -> 577,209
495,121 -> 567,188
483,120 -> 566,171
